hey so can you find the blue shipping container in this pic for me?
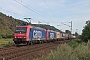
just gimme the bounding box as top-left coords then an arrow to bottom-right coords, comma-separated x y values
29,27 -> 46,40
48,31 -> 56,39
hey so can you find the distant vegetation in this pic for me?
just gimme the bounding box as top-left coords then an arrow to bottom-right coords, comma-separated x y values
37,40 -> 90,60
80,20 -> 90,42
0,12 -> 60,38
0,12 -> 27,38
32,24 -> 61,32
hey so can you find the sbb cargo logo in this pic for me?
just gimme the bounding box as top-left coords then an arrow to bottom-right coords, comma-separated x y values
33,30 -> 42,38
50,33 -> 54,39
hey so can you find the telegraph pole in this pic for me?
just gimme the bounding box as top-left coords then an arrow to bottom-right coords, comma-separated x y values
70,21 -> 72,34
59,21 -> 72,34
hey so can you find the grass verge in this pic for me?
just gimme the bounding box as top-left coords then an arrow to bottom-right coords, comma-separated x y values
36,40 -> 90,60
0,39 -> 14,48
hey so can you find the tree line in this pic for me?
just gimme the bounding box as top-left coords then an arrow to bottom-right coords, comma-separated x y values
0,33 -> 13,39
80,20 -> 90,42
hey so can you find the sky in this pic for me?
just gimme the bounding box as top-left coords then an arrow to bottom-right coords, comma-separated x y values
0,0 -> 90,34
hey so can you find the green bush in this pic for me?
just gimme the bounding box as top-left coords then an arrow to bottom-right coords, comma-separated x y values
0,41 -> 14,47
0,39 -> 14,47
6,34 -> 14,38
39,44 -> 78,60
74,42 -> 90,60
37,41 -> 90,60
0,33 -> 2,39
0,35 -> 2,39
1,34 -> 13,38
68,40 -> 79,48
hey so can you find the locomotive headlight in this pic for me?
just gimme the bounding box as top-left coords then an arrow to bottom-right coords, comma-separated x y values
15,37 -> 17,38
23,37 -> 26,38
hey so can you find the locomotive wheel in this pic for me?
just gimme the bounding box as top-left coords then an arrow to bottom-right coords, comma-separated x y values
30,41 -> 33,45
26,42 -> 29,46
41,40 -> 44,44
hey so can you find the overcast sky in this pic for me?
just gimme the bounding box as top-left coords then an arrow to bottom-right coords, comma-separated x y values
0,0 -> 90,34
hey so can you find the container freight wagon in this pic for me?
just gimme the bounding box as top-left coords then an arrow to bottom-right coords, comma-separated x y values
13,25 -> 46,45
65,33 -> 69,40
60,32 -> 65,40
29,27 -> 46,44
56,32 -> 60,41
46,30 -> 56,42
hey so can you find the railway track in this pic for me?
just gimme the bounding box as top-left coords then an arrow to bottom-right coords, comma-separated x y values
0,40 -> 70,60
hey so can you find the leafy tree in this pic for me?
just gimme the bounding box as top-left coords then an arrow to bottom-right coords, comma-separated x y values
75,32 -> 79,36
81,20 -> 90,42
65,30 -> 71,34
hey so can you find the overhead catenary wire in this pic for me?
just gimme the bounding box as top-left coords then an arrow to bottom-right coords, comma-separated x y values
14,0 -> 54,23
42,0 -> 57,26
18,0 -> 49,22
20,0 -> 46,17
14,0 -> 51,22
61,22 -> 71,27
0,5 -> 26,26
0,5 -> 29,26
0,5 -> 26,18
43,0 -> 56,18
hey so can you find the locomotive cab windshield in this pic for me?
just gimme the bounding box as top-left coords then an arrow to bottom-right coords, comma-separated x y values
15,27 -> 27,33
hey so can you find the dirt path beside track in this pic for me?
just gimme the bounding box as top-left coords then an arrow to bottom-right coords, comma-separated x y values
0,40 -> 70,60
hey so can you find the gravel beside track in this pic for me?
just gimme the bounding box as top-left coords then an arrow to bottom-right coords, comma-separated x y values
0,40 -> 70,60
